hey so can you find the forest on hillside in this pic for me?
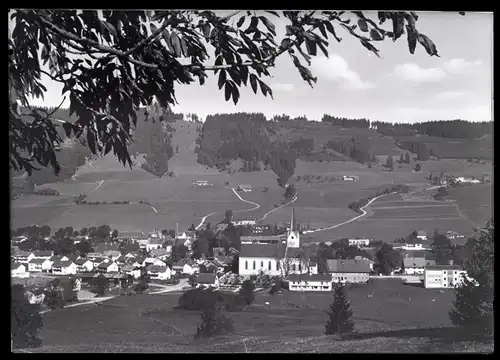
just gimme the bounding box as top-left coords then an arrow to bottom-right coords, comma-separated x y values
373,120 -> 493,139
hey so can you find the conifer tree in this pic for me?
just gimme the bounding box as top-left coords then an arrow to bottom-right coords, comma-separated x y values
385,156 -> 394,171
325,283 -> 355,336
405,152 -> 411,164
399,153 -> 404,163
449,220 -> 494,335
371,153 -> 377,163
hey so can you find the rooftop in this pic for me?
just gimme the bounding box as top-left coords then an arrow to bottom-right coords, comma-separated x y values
52,260 -> 74,268
426,265 -> 464,271
74,258 -> 92,265
147,265 -> 170,273
28,258 -> 47,264
33,251 -> 53,257
240,244 -> 286,258
326,259 -> 371,273
13,251 -> 32,257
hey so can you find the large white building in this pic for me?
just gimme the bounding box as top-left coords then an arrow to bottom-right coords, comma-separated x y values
289,274 -> 332,292
424,265 -> 470,289
239,208 -> 309,277
348,238 -> 370,248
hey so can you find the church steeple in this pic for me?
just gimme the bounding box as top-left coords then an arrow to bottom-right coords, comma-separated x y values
286,207 -> 300,248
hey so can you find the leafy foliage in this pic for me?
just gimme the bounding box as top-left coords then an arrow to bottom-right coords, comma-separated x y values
449,220 -> 494,335
177,287 -> 246,312
10,10 -> 442,175
375,243 -> 402,275
11,284 -> 43,349
321,114 -> 370,128
431,231 -> 454,265
325,283 -> 355,336
239,279 -> 256,305
195,301 -> 234,339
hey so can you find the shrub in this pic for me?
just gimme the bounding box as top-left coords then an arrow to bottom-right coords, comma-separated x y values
195,302 -> 234,339
177,287 -> 246,312
239,280 -> 255,305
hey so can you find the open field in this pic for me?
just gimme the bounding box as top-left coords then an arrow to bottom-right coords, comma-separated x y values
32,279 -> 492,353
395,135 -> 493,160
446,183 -> 493,227
420,159 -> 493,178
263,206 -> 357,229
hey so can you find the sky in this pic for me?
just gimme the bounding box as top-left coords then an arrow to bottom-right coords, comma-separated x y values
13,10 -> 493,123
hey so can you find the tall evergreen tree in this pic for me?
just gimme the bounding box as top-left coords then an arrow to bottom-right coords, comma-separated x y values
385,156 -> 394,171
399,153 -> 404,163
449,220 -> 494,335
371,152 -> 377,163
325,283 -> 355,336
405,152 -> 411,164
239,280 -> 256,306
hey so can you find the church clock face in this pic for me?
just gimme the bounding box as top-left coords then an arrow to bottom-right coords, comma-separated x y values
287,232 -> 299,248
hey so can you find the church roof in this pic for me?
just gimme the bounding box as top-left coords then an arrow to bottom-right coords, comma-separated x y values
240,244 -> 286,258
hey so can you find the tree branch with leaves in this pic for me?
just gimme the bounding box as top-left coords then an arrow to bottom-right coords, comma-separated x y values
9,10 -> 463,175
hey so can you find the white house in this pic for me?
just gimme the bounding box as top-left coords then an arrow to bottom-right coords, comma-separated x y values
120,265 -> 141,279
51,260 -> 77,275
103,250 -> 121,261
149,248 -> 170,260
86,252 -> 104,260
172,259 -> 198,275
136,237 -> 151,249
348,238 -> 371,248
342,175 -> 359,181
403,257 -> 436,275
233,219 -> 257,226
415,230 -> 428,241
11,262 -> 29,278
96,261 -> 119,273
12,251 -> 34,264
424,265 -> 471,289
147,265 -> 172,280
288,274 -> 332,292
177,232 -> 194,241
445,231 -> 465,241
197,273 -> 219,289
143,257 -> 166,267
237,184 -> 252,192
146,238 -> 164,252
27,258 -> 47,273
326,259 -> 371,283
74,258 -> 94,272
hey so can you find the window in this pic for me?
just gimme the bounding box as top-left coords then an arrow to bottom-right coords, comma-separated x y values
268,261 -> 271,271
298,264 -> 302,271
444,284 -> 447,287
276,262 -> 279,271
253,261 -> 256,270
454,271 -> 457,274
292,264 -> 296,271
443,271 -> 447,274
261,261 -> 264,268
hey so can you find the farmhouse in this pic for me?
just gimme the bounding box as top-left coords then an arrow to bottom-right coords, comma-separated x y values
136,237 -> 151,249
86,252 -> 104,260
120,265 -> 141,279
348,238 -> 371,248
27,258 -> 47,272
326,259 -> 371,283
237,184 -> 252,192
403,257 -> 436,275
12,251 -> 34,264
149,248 -> 170,260
445,231 -> 465,241
172,259 -> 198,275
424,265 -> 470,289
401,237 -> 424,250
177,231 -> 195,241
288,274 -> 332,292
11,262 -> 29,278
193,180 -> 209,187
32,250 -> 54,260
103,250 -> 121,260
74,258 -> 94,272
197,273 -> 219,289
143,257 -> 166,267
96,260 -> 119,274
147,265 -> 172,280
52,260 -> 77,275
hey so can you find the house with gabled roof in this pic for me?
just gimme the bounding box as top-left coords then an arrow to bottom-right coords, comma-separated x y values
74,258 -> 94,273
403,257 -> 436,275
51,260 -> 77,275
96,260 -> 119,274
86,252 -> 104,260
103,250 -> 121,260
12,262 -> 29,278
172,258 -> 198,275
149,248 -> 169,260
27,258 -> 48,273
147,265 -> 172,280
143,257 -> 166,267
120,264 -> 141,279
94,242 -> 120,254
146,238 -> 165,252
326,259 -> 371,284
197,273 -> 219,288
12,251 -> 34,264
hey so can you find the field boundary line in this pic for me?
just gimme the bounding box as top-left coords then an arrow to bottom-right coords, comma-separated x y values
305,192 -> 398,234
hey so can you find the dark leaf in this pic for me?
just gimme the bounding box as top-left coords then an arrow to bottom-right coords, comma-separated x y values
170,31 -> 182,57
406,25 -> 417,54
249,73 -> 258,94
459,12 -> 466,16
103,21 -> 117,38
285,25 -> 293,36
259,16 -> 276,35
41,44 -> 49,64
360,40 -> 380,57
358,19 -> 369,32
325,22 -> 342,42
203,23 -> 211,38
62,122 -> 73,137
180,36 -> 189,56
280,38 -> 292,51
249,16 -> 258,30
417,33 -> 439,56
410,11 -> 419,20
224,82 -> 231,102
391,13 -> 405,41
317,41 -> 329,58
231,84 -> 240,105
218,70 -> 227,90
237,16 -> 245,28
318,22 -> 327,39
240,65 -> 249,85
259,80 -> 273,99
305,38 -> 317,56
105,141 -> 112,155
370,29 -> 384,41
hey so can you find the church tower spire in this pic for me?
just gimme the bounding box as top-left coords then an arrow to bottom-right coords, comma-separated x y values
286,207 -> 300,248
